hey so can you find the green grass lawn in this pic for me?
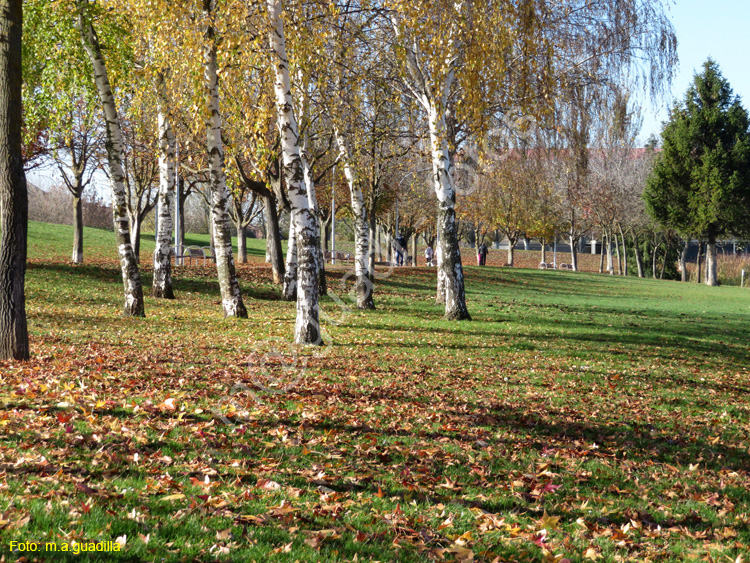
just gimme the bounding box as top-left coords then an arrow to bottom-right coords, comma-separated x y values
2,222 -> 750,562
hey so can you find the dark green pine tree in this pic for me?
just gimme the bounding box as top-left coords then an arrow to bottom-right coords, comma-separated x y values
644,59 -> 750,286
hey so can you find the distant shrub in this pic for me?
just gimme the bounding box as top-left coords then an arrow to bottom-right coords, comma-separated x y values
29,183 -> 112,230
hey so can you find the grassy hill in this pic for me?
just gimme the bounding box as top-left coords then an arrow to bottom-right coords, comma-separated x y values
27,221 -> 270,264
1,221 -> 749,562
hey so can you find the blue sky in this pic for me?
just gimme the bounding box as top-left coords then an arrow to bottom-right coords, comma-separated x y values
640,0 -> 750,144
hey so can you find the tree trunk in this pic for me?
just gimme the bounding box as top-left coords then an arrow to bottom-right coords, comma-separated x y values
652,241 -> 659,279
301,152 -> 326,296
376,223 -> 383,262
71,194 -> 83,263
606,231 -> 614,275
0,0 -> 29,360
77,1 -> 144,317
130,214 -> 141,264
263,193 -> 284,285
269,0 -> 321,344
412,233 -> 418,267
334,127 -> 373,309
507,241 -> 514,267
204,1 -> 247,318
679,239 -> 689,282
237,222 -> 247,264
152,75 -> 175,299
569,235 -> 578,271
706,239 -> 718,286
368,206 -> 376,277
633,236 -> 644,278
598,241 -> 605,273
283,221 -> 298,301
322,217 -> 331,255
178,190 -> 186,249
435,218 -> 446,304
428,104 -> 469,320
614,230 -> 622,275
696,242 -> 703,284
540,243 -> 546,264
618,225 -> 628,276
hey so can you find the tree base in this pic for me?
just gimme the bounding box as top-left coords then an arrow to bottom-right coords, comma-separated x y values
152,285 -> 175,299
223,300 -> 248,319
444,309 -> 471,321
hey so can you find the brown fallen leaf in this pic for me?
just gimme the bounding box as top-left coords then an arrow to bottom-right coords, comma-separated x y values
256,478 -> 281,491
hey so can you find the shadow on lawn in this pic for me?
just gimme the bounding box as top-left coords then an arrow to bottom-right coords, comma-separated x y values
28,262 -> 284,302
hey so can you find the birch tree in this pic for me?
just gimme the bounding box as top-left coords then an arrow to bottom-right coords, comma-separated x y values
153,71 -> 175,298
267,0 -> 321,344
202,0 -> 247,317
386,2 -> 481,319
76,0 -> 145,317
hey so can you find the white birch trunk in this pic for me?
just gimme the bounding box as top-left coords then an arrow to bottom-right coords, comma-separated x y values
76,1 -> 144,317
204,0 -> 247,318
268,0 -> 321,344
301,141 -> 326,296
435,219 -> 446,304
153,72 -> 175,299
391,13 -> 469,320
428,103 -> 470,320
129,214 -> 141,263
283,220 -> 298,301
569,235 -> 578,271
334,127 -> 374,309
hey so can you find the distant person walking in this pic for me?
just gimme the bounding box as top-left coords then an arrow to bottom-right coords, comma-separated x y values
479,242 -> 488,266
425,244 -> 434,266
394,235 -> 406,266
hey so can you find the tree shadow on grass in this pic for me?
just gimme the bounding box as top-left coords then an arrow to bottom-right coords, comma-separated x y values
29,262 -> 285,303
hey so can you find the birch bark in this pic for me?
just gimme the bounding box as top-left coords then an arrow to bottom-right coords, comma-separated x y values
569,235 -> 578,271
391,14 -> 469,319
153,72 -> 175,299
428,103 -> 470,319
334,127 -> 374,309
76,0 -> 144,317
283,219 -> 298,301
203,0 -> 247,318
301,144 -> 327,296
268,0 -> 321,345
